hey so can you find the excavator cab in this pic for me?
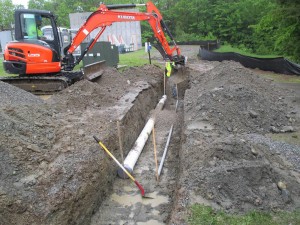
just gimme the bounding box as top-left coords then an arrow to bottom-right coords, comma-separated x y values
4,9 -> 61,75
16,10 -> 61,55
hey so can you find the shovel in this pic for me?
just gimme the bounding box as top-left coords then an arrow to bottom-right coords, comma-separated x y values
93,136 -> 153,199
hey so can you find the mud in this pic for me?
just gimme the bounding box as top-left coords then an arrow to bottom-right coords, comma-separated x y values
90,106 -> 182,224
0,46 -> 299,225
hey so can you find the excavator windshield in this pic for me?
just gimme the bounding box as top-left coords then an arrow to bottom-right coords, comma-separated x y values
20,13 -> 52,40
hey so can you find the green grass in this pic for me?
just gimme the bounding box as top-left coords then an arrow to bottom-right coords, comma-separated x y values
119,49 -> 158,67
0,57 -> 5,76
214,45 -> 280,58
74,61 -> 83,71
188,204 -> 300,225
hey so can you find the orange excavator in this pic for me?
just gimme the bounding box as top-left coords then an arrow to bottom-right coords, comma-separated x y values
2,1 -> 185,94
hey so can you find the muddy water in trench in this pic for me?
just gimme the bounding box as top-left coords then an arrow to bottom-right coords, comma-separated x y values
90,97 -> 183,225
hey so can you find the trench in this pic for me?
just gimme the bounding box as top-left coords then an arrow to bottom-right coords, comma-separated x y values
89,72 -> 188,224
5,48 -> 300,224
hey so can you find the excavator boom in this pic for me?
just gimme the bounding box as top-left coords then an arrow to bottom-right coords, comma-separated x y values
63,1 -> 185,70
2,1 -> 185,94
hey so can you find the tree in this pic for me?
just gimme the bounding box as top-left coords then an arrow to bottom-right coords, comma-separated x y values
253,0 -> 300,61
11,0 -> 300,61
28,0 -> 46,10
0,0 -> 14,30
14,4 -> 25,9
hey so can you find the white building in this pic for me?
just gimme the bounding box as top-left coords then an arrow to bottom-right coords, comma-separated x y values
0,30 -> 13,53
69,9 -> 142,51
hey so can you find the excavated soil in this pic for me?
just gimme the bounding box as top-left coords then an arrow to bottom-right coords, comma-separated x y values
0,64 -> 164,225
170,60 -> 300,224
0,46 -> 300,225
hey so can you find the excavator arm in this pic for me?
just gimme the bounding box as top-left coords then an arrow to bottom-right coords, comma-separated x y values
63,1 -> 185,71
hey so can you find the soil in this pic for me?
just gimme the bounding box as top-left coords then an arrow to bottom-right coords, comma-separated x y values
170,59 -> 300,224
0,46 -> 299,225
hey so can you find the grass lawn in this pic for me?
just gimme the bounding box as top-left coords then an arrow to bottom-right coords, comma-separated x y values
189,204 -> 300,225
0,57 -> 5,76
119,49 -> 148,66
215,45 -> 280,58
119,48 -> 158,67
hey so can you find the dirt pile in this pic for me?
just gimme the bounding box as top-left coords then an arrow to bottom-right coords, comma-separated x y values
0,81 -> 44,106
185,62 -> 295,134
180,135 -> 300,211
1,49 -> 300,225
0,65 -> 163,225
171,61 -> 300,224
49,65 -> 162,110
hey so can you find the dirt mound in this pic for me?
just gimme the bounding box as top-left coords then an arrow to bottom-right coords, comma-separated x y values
186,61 -> 294,134
1,49 -> 299,224
122,64 -> 163,78
0,81 -> 44,106
49,65 -> 163,110
172,61 -> 300,223
181,135 -> 300,212
49,79 -> 115,109
0,65 -> 164,225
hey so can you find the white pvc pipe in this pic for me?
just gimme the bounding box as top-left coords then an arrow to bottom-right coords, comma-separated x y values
118,95 -> 167,178
158,125 -> 173,177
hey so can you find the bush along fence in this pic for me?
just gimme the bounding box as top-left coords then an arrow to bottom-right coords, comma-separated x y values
199,48 -> 300,75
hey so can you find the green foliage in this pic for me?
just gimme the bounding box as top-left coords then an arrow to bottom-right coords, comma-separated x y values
4,0 -> 300,62
166,0 -> 274,48
141,21 -> 154,44
28,0 -> 106,27
188,204 -> 300,225
0,0 -> 14,30
0,57 -> 4,75
252,0 -> 300,62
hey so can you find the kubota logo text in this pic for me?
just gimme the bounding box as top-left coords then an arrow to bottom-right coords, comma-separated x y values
118,15 -> 135,20
28,53 -> 40,57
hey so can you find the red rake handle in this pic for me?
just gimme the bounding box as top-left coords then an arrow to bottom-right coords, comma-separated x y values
134,180 -> 145,196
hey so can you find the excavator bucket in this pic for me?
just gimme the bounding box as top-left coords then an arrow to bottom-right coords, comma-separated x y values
82,60 -> 106,81
166,64 -> 189,99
